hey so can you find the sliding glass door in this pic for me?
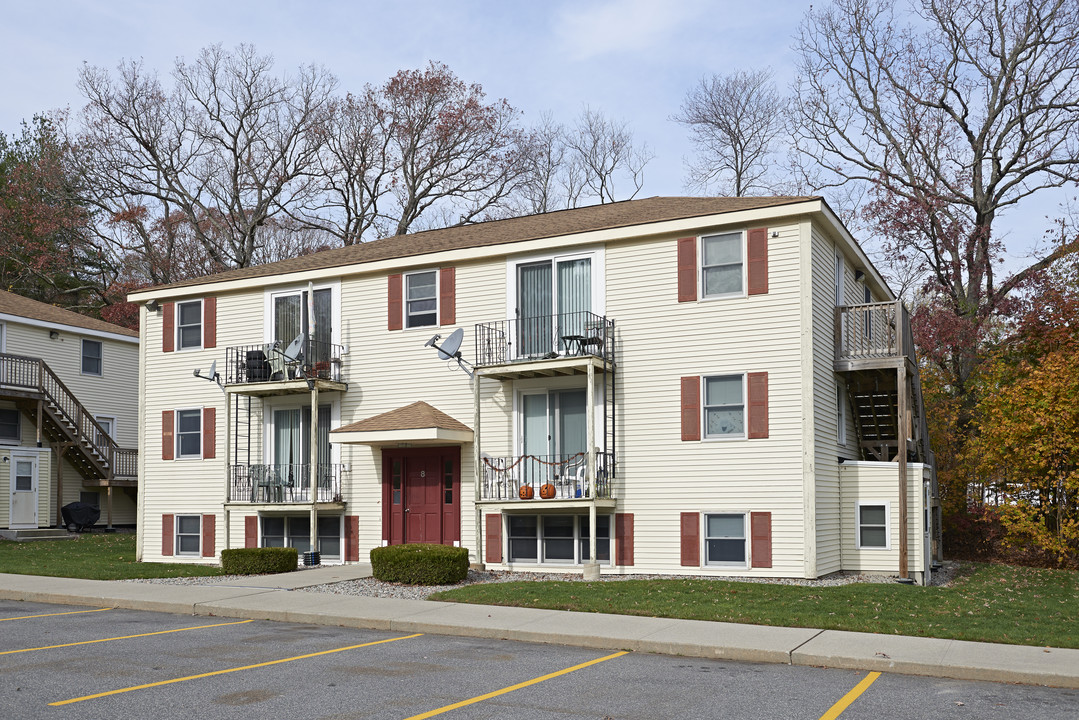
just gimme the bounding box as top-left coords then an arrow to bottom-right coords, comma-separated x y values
516,256 -> 591,357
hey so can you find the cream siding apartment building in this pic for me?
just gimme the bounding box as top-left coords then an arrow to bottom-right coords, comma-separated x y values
131,197 -> 938,582
0,291 -> 139,532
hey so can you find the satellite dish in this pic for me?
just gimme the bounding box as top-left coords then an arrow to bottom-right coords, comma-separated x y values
207,359 -> 217,380
281,333 -> 305,362
192,358 -> 224,391
438,328 -> 464,360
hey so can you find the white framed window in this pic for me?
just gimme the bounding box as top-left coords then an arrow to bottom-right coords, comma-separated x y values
834,253 -> 845,306
405,270 -> 438,328
507,514 -> 610,564
704,513 -> 747,567
857,502 -> 890,549
175,408 -> 202,459
177,300 -> 203,350
836,383 -> 846,445
703,374 -> 745,439
261,515 -> 341,557
0,408 -> 20,442
701,231 -> 744,298
95,416 -> 116,447
175,515 -> 201,555
81,339 -> 102,376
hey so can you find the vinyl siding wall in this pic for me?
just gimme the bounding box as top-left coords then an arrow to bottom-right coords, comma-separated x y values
840,462 -> 929,574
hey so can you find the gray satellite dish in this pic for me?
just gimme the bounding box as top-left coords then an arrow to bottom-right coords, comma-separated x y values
281,333 -> 305,362
438,328 -> 464,360
193,358 -> 224,391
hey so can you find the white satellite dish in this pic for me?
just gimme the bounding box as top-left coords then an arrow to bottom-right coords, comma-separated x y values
193,358 -> 224,391
281,333 -> 306,363
438,328 -> 464,360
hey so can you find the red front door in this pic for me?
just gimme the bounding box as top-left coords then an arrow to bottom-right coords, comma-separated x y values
383,448 -> 460,546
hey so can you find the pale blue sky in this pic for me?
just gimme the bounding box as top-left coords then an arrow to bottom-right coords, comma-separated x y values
2,0 -> 1068,264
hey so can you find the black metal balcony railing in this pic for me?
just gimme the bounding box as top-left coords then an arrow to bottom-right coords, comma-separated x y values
481,452 -> 614,501
475,311 -> 614,367
225,339 -> 344,385
229,463 -> 344,503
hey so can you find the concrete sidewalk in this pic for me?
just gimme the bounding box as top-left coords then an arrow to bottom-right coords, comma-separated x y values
1,568 -> 1076,689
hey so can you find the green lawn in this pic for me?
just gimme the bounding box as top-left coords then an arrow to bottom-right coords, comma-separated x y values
0,533 -> 224,580
431,563 -> 1079,648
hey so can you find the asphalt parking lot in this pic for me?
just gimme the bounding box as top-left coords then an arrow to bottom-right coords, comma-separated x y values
2,599 -> 1077,720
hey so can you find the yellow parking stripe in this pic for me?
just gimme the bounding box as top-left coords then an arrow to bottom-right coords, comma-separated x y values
402,650 -> 630,720
0,607 -> 111,622
50,633 -> 423,706
0,618 -> 253,655
819,671 -> 881,720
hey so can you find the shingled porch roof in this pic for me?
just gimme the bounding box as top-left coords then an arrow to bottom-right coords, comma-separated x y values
329,401 -> 473,446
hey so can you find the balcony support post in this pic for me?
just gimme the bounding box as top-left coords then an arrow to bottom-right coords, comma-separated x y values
584,361 -> 599,579
897,361 -> 909,579
310,381 -> 319,554
473,373 -> 483,567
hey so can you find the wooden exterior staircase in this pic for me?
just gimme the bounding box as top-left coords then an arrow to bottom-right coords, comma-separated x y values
0,353 -> 137,526
834,301 -> 940,574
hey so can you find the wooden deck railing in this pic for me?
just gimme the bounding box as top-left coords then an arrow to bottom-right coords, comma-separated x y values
0,352 -> 137,480
835,300 -> 916,365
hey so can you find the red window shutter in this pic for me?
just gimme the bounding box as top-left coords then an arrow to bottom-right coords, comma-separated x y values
244,516 -> 258,548
161,410 -> 174,461
747,228 -> 769,296
677,237 -> 697,302
680,512 -> 700,566
202,514 -> 216,558
681,376 -> 701,441
485,514 -> 502,564
439,267 -> 456,326
387,274 -> 403,331
162,302 -> 175,352
615,513 -> 634,566
161,514 -> 174,556
751,512 -> 773,568
202,407 -> 216,459
345,516 -> 359,561
203,297 -> 217,349
747,372 -> 769,439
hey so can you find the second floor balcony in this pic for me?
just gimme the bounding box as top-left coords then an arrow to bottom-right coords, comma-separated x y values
474,311 -> 614,377
480,451 -> 615,502
835,300 -> 915,372
224,337 -> 347,395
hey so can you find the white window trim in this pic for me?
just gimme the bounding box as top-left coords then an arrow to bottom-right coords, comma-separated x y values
837,382 -> 846,446
701,372 -> 748,441
175,514 -> 201,556
81,338 -> 103,377
0,321 -> 6,352
835,253 -> 845,307
856,501 -> 891,550
699,230 -> 747,301
263,281 -> 341,345
175,299 -> 204,352
0,406 -> 21,445
505,514 -> 612,566
403,268 -> 440,330
504,246 -> 606,321
702,511 -> 749,569
175,407 -> 203,460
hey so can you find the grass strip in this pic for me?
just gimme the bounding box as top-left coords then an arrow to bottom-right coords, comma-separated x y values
430,563 -> 1079,648
0,534 -> 224,580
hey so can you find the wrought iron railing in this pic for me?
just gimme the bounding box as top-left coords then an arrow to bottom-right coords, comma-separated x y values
225,339 -> 345,385
475,311 -> 614,367
0,352 -> 136,481
836,301 -> 915,363
481,452 -> 614,501
228,463 -> 344,503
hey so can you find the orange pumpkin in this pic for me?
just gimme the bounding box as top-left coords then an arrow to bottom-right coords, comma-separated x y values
519,485 -> 534,500
539,483 -> 557,499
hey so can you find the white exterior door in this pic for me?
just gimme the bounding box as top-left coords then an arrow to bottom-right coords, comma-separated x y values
9,453 -> 38,528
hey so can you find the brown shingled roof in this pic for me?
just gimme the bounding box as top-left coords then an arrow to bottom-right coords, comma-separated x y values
143,196 -> 817,294
0,291 -> 139,338
332,401 -> 471,434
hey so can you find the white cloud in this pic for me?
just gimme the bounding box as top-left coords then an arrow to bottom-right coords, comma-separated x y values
554,0 -> 709,61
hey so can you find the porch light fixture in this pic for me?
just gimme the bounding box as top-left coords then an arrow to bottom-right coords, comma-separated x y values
854,270 -> 865,282
146,300 -> 161,312
49,330 -> 59,339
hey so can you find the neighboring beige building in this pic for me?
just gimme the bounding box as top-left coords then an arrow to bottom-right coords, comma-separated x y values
0,291 -> 139,532
130,197 -> 939,582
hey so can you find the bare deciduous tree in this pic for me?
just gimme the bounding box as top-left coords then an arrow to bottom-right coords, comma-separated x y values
566,107 -> 652,205
673,68 -> 783,196
793,0 -> 1079,393
76,43 -> 336,269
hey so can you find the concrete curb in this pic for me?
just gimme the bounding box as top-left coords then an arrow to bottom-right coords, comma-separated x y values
2,572 -> 1078,688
